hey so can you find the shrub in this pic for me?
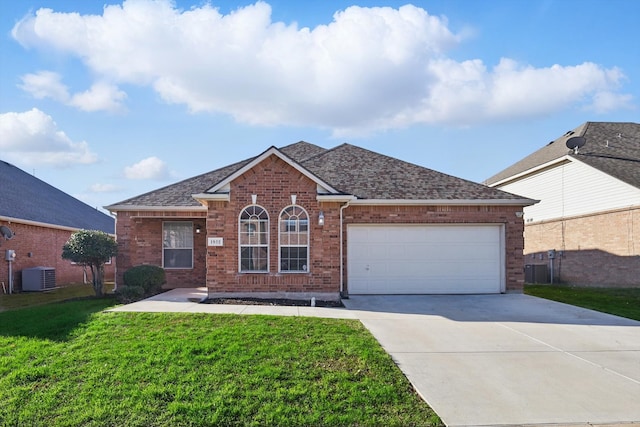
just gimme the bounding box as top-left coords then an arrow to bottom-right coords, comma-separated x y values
123,265 -> 166,294
115,286 -> 145,304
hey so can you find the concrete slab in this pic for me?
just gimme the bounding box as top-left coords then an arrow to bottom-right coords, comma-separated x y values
108,288 -> 355,319
343,294 -> 640,427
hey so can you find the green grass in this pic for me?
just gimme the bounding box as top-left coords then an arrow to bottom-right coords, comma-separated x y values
525,285 -> 640,321
0,300 -> 441,426
0,282 -> 115,312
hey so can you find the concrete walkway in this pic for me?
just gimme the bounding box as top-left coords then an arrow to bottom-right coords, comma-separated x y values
108,288 -> 357,319
110,289 -> 640,426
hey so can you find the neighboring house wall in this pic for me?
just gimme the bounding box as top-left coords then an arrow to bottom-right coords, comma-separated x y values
0,220 -> 115,291
524,207 -> 639,287
497,160 -> 640,287
499,159 -> 640,223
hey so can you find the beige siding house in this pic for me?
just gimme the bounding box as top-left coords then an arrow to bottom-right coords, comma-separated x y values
486,122 -> 640,287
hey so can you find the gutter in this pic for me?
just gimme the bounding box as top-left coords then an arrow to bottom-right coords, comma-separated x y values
348,198 -> 538,206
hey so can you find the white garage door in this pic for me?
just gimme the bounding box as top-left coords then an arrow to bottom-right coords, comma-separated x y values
347,224 -> 504,294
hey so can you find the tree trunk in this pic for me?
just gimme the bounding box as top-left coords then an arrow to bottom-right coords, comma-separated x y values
90,263 -> 104,297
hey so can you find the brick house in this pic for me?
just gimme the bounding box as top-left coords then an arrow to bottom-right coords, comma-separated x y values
106,142 -> 535,299
486,122 -> 640,287
0,160 -> 115,292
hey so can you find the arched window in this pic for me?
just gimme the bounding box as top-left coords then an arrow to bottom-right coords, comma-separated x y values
279,205 -> 309,272
239,205 -> 269,272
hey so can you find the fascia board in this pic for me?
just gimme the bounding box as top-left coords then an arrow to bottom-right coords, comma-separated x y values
191,193 -> 231,203
349,199 -> 538,206
106,205 -> 207,213
316,194 -> 357,203
488,155 -> 572,187
0,215 -> 115,235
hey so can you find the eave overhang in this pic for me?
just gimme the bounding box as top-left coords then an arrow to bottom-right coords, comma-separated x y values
487,155 -> 572,187
105,205 -> 207,213
348,198 -> 538,207
0,215 -> 115,236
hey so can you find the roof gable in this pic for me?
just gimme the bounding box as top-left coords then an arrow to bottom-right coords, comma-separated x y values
486,122 -> 640,189
202,146 -> 339,197
0,160 -> 114,233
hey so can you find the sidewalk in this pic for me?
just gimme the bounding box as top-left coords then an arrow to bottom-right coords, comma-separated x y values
108,288 -> 357,319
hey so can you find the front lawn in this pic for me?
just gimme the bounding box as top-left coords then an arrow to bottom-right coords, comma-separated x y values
525,285 -> 640,321
0,282 -> 115,312
0,300 -> 441,426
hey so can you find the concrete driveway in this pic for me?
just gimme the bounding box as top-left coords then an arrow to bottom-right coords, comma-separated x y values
342,294 -> 640,427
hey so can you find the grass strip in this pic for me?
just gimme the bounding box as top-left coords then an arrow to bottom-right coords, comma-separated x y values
525,285 -> 640,321
0,282 -> 115,312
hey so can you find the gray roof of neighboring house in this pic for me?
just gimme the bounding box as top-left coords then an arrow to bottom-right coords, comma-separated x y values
0,160 -> 115,233
485,122 -> 640,189
108,141 -> 531,209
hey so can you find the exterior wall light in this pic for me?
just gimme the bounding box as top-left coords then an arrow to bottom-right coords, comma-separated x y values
195,224 -> 202,234
318,211 -> 325,226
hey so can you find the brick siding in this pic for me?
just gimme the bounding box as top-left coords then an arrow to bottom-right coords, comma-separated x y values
0,220 -> 115,291
524,207 -> 640,287
113,154 -> 527,294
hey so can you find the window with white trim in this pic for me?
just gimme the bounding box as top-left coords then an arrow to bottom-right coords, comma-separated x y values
239,205 -> 269,272
163,221 -> 193,269
279,205 -> 309,272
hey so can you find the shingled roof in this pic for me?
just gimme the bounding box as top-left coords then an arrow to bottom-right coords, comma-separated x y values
0,160 -> 114,233
107,140 -> 532,210
485,122 -> 640,189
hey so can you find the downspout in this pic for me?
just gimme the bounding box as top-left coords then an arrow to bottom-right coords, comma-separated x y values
339,200 -> 352,297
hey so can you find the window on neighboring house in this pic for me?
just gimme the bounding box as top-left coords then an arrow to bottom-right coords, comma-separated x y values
239,205 -> 269,272
163,221 -> 193,269
279,205 -> 309,272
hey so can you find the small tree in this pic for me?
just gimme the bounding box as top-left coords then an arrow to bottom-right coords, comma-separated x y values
62,230 -> 117,297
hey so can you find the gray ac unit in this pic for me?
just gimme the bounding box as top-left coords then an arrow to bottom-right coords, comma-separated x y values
525,264 -> 548,284
22,267 -> 56,291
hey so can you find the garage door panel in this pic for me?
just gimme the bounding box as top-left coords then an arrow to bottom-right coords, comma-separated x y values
348,225 -> 503,294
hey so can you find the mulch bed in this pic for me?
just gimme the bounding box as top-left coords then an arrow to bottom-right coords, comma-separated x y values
202,298 -> 344,308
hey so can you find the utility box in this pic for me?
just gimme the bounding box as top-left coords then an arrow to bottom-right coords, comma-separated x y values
525,264 -> 548,284
5,249 -> 16,261
22,267 -> 56,291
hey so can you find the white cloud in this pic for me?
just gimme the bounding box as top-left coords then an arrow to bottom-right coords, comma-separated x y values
69,82 -> 127,112
11,1 -> 633,135
19,71 -> 126,113
0,108 -> 98,167
123,156 -> 170,180
19,70 -> 69,101
89,183 -> 121,193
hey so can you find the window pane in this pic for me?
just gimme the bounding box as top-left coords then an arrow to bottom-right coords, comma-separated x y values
163,222 -> 193,269
164,249 -> 192,268
239,206 -> 269,272
280,247 -> 307,272
241,247 -> 268,271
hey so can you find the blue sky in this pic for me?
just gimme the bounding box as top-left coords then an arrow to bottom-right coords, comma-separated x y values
1,0 -> 638,213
